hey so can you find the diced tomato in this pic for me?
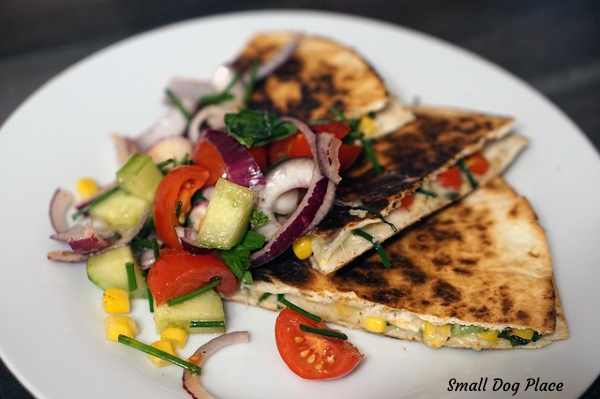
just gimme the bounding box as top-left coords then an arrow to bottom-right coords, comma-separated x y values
268,136 -> 294,165
191,140 -> 226,185
437,167 -> 463,190
154,165 -> 209,249
466,153 -> 490,175
275,309 -> 362,380
249,146 -> 268,171
147,249 -> 238,305
311,122 -> 351,139
338,144 -> 362,171
401,193 -> 415,209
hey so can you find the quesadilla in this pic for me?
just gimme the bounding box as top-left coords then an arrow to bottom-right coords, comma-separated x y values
309,106 -> 527,274
228,178 -> 569,350
230,31 -> 414,137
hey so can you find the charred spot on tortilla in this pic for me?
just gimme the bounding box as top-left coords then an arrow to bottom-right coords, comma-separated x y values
332,261 -> 389,288
433,279 -> 462,305
252,251 -> 314,287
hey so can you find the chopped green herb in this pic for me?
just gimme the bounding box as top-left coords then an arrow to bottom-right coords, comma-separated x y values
258,292 -> 271,304
330,107 -> 346,122
190,320 -> 226,329
131,237 -> 160,258
458,159 -> 478,189
362,138 -> 383,174
125,262 -> 137,291
199,73 -> 241,107
72,186 -> 120,220
167,277 -> 221,307
351,204 -> 396,233
118,335 -> 201,374
147,288 -> 154,313
299,324 -> 347,340
219,231 -> 265,284
250,209 -> 269,229
532,331 -> 542,342
165,89 -> 192,121
416,187 -> 437,197
157,158 -> 177,174
498,329 -> 531,346
224,109 -> 297,148
277,294 -> 322,322
243,61 -> 259,105
352,228 -> 391,268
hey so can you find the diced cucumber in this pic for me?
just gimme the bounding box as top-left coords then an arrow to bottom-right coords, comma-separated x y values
153,290 -> 225,334
86,246 -> 147,298
451,324 -> 486,336
197,178 -> 255,250
117,153 -> 163,202
89,189 -> 148,233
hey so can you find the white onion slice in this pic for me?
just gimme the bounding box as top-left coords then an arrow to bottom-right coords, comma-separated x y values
49,188 -> 74,233
182,331 -> 250,399
47,250 -> 88,263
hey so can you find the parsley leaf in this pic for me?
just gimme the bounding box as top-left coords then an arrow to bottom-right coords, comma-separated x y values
224,109 -> 297,148
250,209 -> 269,229
219,231 -> 266,285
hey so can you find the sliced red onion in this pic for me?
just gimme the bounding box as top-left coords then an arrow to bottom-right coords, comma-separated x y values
256,158 -> 316,239
51,225 -> 112,254
188,104 -> 232,143
183,331 -> 250,399
75,182 -> 118,210
252,176 -> 333,266
166,77 -> 213,106
146,136 -> 192,164
49,188 -> 74,233
135,109 -> 188,152
201,129 -> 265,187
317,133 -> 342,184
47,250 -> 88,263
111,134 -> 140,165
176,226 -> 210,255
255,32 -> 302,79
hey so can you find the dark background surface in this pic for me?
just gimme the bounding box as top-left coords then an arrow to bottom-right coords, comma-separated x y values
0,1 -> 598,398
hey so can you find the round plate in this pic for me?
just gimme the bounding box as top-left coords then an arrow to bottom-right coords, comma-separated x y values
1,10 -> 599,399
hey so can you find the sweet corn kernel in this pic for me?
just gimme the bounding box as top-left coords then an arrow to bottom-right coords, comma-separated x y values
160,326 -> 188,349
105,315 -> 137,342
361,316 -> 387,333
359,116 -> 377,136
292,236 -> 313,260
76,178 -> 100,199
335,302 -> 355,320
148,340 -> 176,367
513,328 -> 534,340
422,321 -> 451,349
103,288 -> 130,314
478,330 -> 499,342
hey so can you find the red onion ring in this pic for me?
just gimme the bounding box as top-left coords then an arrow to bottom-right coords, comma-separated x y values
49,188 -> 74,233
317,133 -> 342,184
111,134 -> 140,165
51,225 -> 112,254
201,129 -> 265,187
183,331 -> 250,399
255,32 -> 302,79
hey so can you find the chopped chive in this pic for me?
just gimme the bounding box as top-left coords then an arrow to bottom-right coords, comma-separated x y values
352,204 -> 396,233
352,229 -> 391,268
458,159 -> 478,189
165,89 -> 191,121
199,73 -> 240,107
277,294 -> 322,322
125,262 -> 137,291
147,288 -> 154,313
258,292 -> 271,304
72,186 -> 119,220
299,324 -> 348,340
167,277 -> 221,307
416,187 -> 437,197
243,61 -> 259,105
361,137 -> 383,174
190,320 -> 226,329
330,107 -> 346,122
157,158 -> 176,174
118,335 -> 201,374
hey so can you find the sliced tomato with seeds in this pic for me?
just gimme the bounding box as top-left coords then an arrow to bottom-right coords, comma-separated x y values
465,153 -> 490,175
437,166 -> 463,191
275,309 -> 362,380
147,249 -> 238,305
191,140 -> 226,185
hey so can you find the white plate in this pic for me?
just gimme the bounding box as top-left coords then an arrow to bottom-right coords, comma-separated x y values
1,10 -> 599,399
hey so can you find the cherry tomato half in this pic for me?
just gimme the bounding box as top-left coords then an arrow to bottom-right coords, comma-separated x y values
466,153 -> 490,175
401,193 -> 415,209
147,249 -> 238,305
154,165 -> 209,249
437,166 -> 463,191
275,309 -> 362,380
192,140 -> 226,186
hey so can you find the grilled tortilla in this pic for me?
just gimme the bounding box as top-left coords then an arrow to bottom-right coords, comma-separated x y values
310,105 -> 527,274
231,31 -> 413,136
229,178 -> 569,350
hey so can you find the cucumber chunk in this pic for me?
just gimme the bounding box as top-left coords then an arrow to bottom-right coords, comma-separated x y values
153,290 -> 225,334
197,178 -> 255,250
117,153 -> 163,202
89,189 -> 148,233
451,324 -> 486,336
87,246 -> 147,298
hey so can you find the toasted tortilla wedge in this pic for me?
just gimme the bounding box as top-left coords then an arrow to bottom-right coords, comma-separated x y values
310,105 -> 527,274
231,31 -> 413,136
229,178 -> 569,350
